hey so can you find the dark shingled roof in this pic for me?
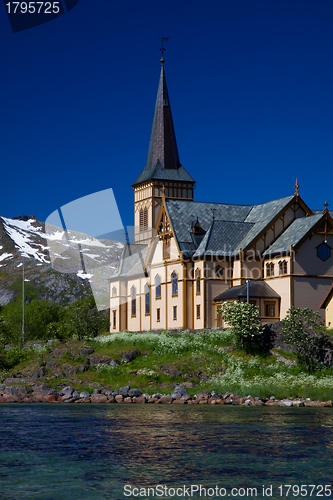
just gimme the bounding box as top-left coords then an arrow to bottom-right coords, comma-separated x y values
166,200 -> 253,257
214,281 -> 281,302
263,213 -> 323,256
133,63 -> 195,187
193,220 -> 255,258
166,195 -> 296,258
238,195 -> 295,250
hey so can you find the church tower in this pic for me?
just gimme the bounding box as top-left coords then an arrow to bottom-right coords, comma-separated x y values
132,56 -> 196,243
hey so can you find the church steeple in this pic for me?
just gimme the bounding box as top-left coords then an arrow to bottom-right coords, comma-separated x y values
145,61 -> 181,172
133,59 -> 195,186
133,57 -> 195,243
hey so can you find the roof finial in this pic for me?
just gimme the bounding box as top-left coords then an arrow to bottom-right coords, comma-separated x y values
324,201 -> 329,214
211,208 -> 216,221
294,178 -> 299,197
159,36 -> 170,64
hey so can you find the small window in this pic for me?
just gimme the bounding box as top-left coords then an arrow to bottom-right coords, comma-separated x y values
156,308 -> 160,322
145,284 -> 150,315
139,207 -> 148,232
266,262 -> 274,277
278,260 -> 288,275
265,302 -> 275,317
112,286 -> 117,297
195,269 -> 201,295
131,286 -> 137,317
196,304 -> 201,319
112,310 -> 117,329
155,275 -> 161,299
171,272 -> 178,296
173,306 -> 177,320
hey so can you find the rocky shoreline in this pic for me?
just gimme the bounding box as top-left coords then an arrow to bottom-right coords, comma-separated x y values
0,383 -> 332,407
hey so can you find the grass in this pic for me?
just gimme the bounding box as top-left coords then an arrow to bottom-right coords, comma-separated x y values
2,329 -> 333,401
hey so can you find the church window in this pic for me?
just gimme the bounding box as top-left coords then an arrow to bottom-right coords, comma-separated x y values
171,272 -> 178,296
112,286 -> 117,297
317,242 -> 331,262
196,304 -> 201,319
266,262 -> 274,277
145,284 -> 150,315
195,269 -> 201,295
131,286 -> 137,317
173,306 -> 177,320
139,207 -> 148,232
278,260 -> 288,275
112,310 -> 117,329
156,308 -> 160,322
155,275 -> 161,299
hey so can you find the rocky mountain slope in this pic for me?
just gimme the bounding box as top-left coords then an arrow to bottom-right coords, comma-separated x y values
0,215 -> 123,308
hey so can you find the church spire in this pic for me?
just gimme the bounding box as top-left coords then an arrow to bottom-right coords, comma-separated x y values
132,58 -> 195,187
145,60 -> 181,171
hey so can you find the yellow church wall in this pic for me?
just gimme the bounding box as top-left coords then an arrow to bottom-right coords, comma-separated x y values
324,299 -> 333,328
264,276 -> 291,320
126,278 -> 142,332
242,259 -> 263,281
151,264 -> 167,330
232,260 -> 242,284
166,262 -> 184,329
150,239 -> 164,265
110,279 -> 128,332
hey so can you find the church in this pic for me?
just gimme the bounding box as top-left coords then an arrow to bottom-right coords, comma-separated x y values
109,56 -> 333,332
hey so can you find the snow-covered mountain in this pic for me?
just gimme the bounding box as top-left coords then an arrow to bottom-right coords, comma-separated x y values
0,215 -> 123,308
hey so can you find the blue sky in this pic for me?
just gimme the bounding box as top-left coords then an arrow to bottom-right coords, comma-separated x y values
1,0 -> 333,230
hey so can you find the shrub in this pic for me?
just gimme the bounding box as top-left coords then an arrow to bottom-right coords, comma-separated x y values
217,301 -> 264,353
281,306 -> 325,372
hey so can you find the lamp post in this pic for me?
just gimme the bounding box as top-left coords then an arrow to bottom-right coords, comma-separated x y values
246,280 -> 250,304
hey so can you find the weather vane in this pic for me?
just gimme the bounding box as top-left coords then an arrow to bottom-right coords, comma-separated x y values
158,36 -> 170,62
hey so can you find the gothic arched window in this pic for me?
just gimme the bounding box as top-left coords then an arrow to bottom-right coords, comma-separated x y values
131,286 -> 137,317
171,272 -> 178,296
195,268 -> 201,295
139,207 -> 148,232
145,283 -> 150,315
155,275 -> 161,299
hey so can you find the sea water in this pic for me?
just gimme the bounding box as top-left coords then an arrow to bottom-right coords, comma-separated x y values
0,404 -> 332,499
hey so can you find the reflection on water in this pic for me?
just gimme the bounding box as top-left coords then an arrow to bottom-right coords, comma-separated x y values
0,405 -> 332,499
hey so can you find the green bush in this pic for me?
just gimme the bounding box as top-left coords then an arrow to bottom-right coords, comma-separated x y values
217,301 -> 265,354
281,306 -> 325,372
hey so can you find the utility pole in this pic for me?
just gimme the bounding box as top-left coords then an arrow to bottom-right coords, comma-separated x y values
22,261 -> 25,345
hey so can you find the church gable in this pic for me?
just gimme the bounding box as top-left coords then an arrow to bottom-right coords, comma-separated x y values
241,195 -> 311,256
